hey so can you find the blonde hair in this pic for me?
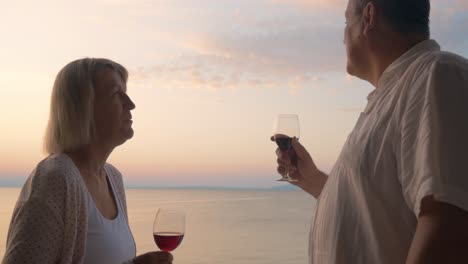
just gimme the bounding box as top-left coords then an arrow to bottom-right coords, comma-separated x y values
44,58 -> 128,154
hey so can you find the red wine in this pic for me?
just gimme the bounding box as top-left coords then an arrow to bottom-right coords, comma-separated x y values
153,232 -> 184,251
274,135 -> 293,151
274,134 -> 298,166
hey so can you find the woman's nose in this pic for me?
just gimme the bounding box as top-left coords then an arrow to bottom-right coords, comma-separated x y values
124,93 -> 136,110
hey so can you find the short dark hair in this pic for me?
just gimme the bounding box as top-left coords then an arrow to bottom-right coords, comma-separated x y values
355,0 -> 430,37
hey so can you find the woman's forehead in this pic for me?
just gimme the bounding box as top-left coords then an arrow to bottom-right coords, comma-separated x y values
95,69 -> 126,92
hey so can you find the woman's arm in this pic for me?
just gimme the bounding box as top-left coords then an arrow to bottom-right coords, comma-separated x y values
3,186 -> 64,263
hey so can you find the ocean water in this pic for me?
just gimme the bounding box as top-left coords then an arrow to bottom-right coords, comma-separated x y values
0,187 -> 315,263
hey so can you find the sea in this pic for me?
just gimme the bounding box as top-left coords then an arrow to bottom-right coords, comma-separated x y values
0,187 -> 315,264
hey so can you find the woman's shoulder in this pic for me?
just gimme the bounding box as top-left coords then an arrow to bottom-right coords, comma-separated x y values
30,153 -> 83,189
16,153 -> 85,205
105,163 -> 122,178
105,163 -> 123,182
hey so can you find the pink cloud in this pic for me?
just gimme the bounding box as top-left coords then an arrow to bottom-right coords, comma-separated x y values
454,0 -> 468,9
269,0 -> 345,9
129,19 -> 345,92
127,0 -> 468,93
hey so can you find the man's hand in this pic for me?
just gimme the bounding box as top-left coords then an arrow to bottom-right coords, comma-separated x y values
272,136 -> 328,198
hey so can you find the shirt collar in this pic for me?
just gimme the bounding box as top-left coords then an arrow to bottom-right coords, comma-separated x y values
368,39 -> 440,100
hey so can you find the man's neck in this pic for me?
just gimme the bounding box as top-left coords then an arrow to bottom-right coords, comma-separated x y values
367,34 -> 428,88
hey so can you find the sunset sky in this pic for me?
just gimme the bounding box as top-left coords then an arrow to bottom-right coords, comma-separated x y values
0,0 -> 467,188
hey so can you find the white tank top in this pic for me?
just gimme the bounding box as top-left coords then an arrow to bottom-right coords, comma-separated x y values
84,166 -> 136,264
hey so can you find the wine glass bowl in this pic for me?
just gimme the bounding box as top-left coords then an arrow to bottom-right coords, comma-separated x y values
153,209 -> 185,252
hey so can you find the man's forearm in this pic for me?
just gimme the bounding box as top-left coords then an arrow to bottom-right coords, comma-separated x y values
406,197 -> 468,264
406,220 -> 468,264
300,170 -> 328,199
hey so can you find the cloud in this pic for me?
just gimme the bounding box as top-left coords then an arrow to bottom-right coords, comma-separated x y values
430,4 -> 468,55
127,0 -> 467,93
268,0 -> 345,9
130,23 -> 345,92
196,24 -> 345,72
453,0 -> 468,10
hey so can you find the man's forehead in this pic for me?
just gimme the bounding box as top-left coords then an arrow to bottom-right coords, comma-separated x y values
345,0 -> 357,17
345,1 -> 351,15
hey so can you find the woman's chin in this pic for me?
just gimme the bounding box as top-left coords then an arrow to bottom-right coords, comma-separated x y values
123,127 -> 134,141
126,129 -> 134,140
113,129 -> 135,147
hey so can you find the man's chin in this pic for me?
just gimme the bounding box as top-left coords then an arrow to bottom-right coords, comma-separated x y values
346,64 -> 367,81
346,63 -> 356,77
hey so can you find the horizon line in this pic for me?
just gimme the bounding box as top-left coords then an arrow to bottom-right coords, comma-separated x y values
0,183 -> 300,191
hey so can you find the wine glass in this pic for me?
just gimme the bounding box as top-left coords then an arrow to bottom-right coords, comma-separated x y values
273,114 -> 300,182
153,209 -> 185,252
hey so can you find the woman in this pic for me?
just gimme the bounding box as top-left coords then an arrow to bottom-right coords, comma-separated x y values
2,58 -> 173,264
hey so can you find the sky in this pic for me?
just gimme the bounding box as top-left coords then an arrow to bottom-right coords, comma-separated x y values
0,0 -> 467,188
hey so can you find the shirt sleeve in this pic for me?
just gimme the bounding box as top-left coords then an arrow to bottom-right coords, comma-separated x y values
3,170 -> 65,264
397,57 -> 468,217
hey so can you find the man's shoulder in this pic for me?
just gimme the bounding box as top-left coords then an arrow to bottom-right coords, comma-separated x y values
406,49 -> 468,86
423,50 -> 468,71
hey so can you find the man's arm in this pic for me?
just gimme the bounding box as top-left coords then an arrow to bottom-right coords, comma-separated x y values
295,169 -> 328,198
406,196 -> 468,264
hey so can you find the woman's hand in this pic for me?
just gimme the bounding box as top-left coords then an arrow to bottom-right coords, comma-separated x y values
133,251 -> 173,264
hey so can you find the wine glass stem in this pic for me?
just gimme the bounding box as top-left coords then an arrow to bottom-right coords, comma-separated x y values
286,162 -> 298,182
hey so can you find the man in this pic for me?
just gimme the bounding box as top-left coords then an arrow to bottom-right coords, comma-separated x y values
274,0 -> 468,263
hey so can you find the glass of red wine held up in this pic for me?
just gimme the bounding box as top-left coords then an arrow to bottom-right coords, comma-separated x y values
273,114 -> 300,182
153,209 -> 185,252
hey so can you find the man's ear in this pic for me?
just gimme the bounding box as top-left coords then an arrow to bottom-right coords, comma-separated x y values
362,1 -> 376,36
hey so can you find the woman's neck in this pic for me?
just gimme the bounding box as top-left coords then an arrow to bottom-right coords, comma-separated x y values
65,145 -> 113,180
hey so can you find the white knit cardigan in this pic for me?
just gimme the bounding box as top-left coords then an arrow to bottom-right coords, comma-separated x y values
2,153 -> 134,264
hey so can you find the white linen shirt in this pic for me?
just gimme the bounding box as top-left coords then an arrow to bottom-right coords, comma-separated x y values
309,40 -> 468,264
